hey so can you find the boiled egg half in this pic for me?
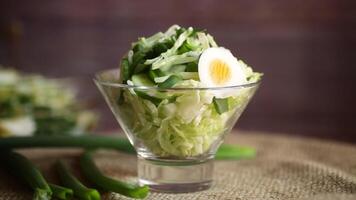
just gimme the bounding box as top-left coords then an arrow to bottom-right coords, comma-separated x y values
198,47 -> 246,87
198,47 -> 247,97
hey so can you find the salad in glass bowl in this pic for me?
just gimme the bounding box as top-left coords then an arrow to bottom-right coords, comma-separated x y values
95,25 -> 262,193
0,68 -> 97,137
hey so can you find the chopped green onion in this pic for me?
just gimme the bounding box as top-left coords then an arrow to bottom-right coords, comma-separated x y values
177,41 -> 191,54
55,160 -> 101,200
148,70 -> 161,81
186,62 -> 198,72
158,75 -> 181,88
49,183 -> 73,200
134,90 -> 162,106
120,58 -> 130,82
213,97 -> 229,114
152,42 -> 170,55
131,51 -> 146,69
80,150 -> 149,199
151,52 -> 198,70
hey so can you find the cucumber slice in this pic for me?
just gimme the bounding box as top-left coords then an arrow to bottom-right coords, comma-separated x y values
213,97 -> 229,114
158,75 -> 181,88
131,74 -> 175,105
131,74 -> 154,86
135,89 -> 176,106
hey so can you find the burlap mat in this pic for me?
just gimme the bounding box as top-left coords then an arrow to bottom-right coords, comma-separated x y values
0,131 -> 356,200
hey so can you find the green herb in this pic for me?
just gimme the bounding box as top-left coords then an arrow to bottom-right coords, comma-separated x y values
1,151 -> 52,200
55,160 -> 101,200
49,183 -> 73,200
80,150 -> 149,199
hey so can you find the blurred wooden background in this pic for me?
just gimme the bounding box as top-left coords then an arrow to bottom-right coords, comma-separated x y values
0,0 -> 355,142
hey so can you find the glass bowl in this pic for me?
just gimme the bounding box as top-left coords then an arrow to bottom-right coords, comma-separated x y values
94,68 -> 260,193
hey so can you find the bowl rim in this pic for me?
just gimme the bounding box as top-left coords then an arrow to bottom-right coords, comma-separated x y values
94,68 -> 261,91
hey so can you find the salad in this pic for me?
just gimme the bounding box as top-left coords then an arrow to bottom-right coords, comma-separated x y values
118,25 -> 262,157
0,68 -> 97,137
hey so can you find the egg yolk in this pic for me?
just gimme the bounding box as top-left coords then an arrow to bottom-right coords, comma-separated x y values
209,59 -> 231,85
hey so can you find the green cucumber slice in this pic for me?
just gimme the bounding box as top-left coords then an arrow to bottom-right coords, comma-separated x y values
131,74 -> 154,86
131,74 -> 176,105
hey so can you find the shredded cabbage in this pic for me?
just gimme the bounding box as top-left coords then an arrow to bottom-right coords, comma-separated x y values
119,79 -> 255,157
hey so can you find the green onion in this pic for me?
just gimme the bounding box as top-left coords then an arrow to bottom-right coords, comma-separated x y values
1,151 -> 52,200
0,136 -> 256,160
148,70 -> 161,81
80,150 -> 149,199
157,75 -> 181,88
215,144 -> 256,160
55,160 -> 101,200
186,62 -> 198,72
213,97 -> 229,114
0,135 -> 135,152
49,183 -> 73,200
131,51 -> 146,70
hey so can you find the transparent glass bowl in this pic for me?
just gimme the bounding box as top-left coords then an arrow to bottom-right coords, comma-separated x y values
95,69 -> 260,193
